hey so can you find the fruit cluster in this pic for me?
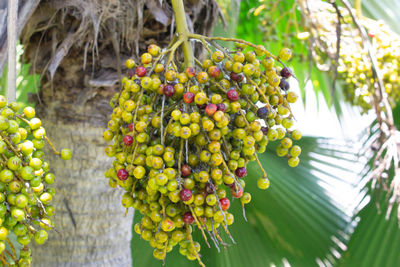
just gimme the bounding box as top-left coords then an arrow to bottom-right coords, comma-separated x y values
0,96 -> 71,266
104,41 -> 301,265
335,19 -> 400,112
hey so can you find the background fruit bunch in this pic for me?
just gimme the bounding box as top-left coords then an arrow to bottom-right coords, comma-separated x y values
336,18 -> 400,112
0,96 -> 71,266
104,42 -> 301,264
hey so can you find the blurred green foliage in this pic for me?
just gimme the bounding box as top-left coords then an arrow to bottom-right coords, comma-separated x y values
0,44 -> 39,106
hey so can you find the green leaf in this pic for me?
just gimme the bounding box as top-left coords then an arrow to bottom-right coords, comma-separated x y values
339,199 -> 400,267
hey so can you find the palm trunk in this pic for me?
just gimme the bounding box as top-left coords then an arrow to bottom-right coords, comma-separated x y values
31,102 -> 133,267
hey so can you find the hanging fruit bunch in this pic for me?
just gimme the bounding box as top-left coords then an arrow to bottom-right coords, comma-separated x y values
103,0 -> 301,265
335,18 -> 400,112
299,1 -> 400,112
0,96 -> 71,266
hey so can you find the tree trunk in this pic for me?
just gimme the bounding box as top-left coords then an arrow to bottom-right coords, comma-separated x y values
16,0 -> 219,266
31,103 -> 133,267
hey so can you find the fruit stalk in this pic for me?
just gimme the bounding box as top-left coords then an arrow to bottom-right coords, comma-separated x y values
354,0 -> 362,17
171,0 -> 194,67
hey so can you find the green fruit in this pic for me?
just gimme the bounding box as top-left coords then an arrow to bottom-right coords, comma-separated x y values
20,166 -> 35,180
34,230 -> 48,245
17,235 -> 31,245
0,169 -> 13,183
60,148 -> 72,160
7,156 -> 21,170
11,208 -> 26,221
13,223 -> 28,236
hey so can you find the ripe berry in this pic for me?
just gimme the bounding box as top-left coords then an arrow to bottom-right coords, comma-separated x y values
280,67 -> 291,78
136,66 -> 147,77
180,189 -> 193,202
128,123 -> 134,131
183,212 -> 195,224
261,126 -> 268,135
183,92 -> 195,104
219,198 -> 230,211
123,135 -> 133,146
257,107 -> 269,118
208,66 -> 221,78
235,167 -> 247,177
181,164 -> 191,177
117,169 -> 129,181
231,187 -> 244,198
185,67 -> 196,78
230,72 -> 243,82
216,103 -> 226,112
226,89 -> 239,101
163,84 -> 175,97
205,104 -> 217,116
279,78 -> 290,91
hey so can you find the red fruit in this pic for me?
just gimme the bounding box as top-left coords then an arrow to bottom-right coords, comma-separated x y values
163,84 -> 175,97
117,169 -> 129,181
186,67 -> 196,78
235,167 -> 247,177
216,103 -> 226,112
183,92 -> 195,104
180,189 -> 193,201
230,72 -> 243,82
219,198 -> 230,211
226,89 -> 239,101
231,187 -> 244,198
181,164 -> 191,177
280,67 -> 291,79
183,212 -> 195,224
208,66 -> 221,78
123,135 -> 133,146
368,31 -> 376,38
136,66 -> 147,77
205,104 -> 217,116
128,123 -> 134,132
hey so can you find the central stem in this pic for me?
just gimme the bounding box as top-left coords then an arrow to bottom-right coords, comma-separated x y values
171,0 -> 194,67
